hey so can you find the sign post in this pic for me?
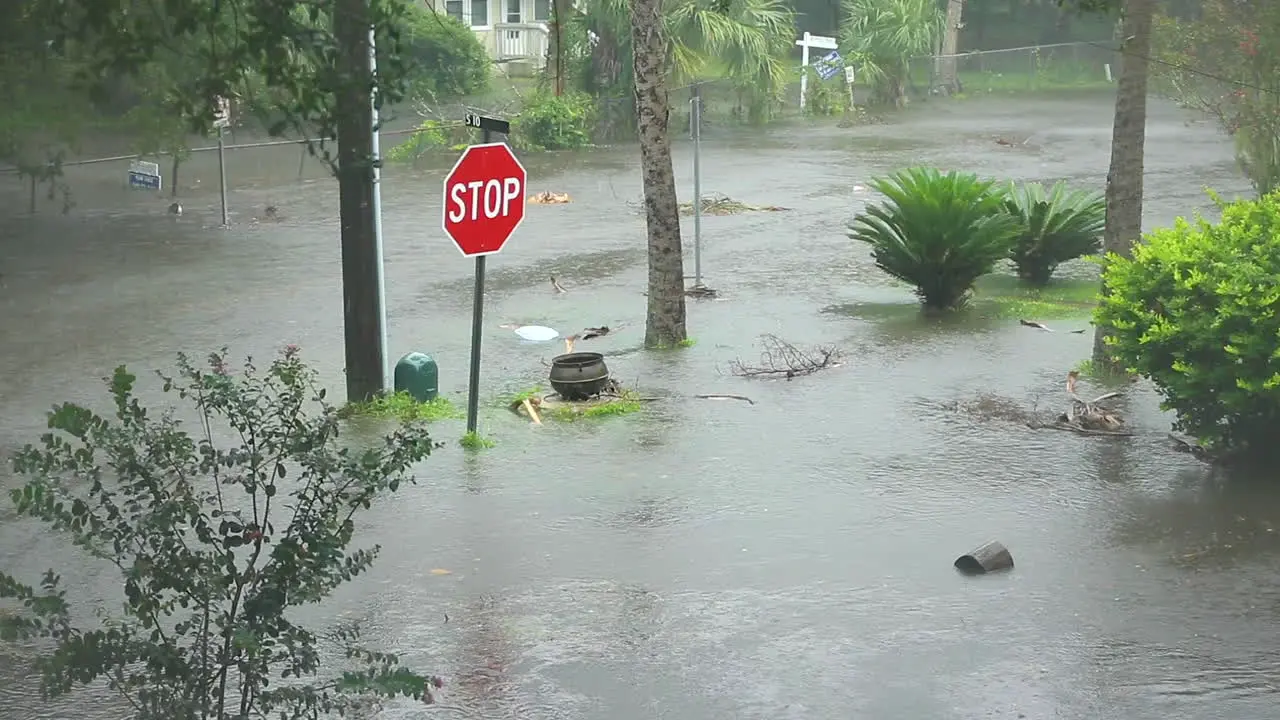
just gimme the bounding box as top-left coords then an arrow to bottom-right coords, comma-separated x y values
213,96 -> 231,226
444,114 -> 525,434
795,32 -> 839,110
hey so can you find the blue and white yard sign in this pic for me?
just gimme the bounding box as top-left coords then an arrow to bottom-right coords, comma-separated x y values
812,50 -> 844,81
128,160 -> 162,191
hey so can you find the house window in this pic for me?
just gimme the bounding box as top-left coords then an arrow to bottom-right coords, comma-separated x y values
444,0 -> 464,22
534,0 -> 550,21
469,0 -> 489,26
505,0 -> 521,23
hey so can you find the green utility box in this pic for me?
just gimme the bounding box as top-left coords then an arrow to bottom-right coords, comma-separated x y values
394,352 -> 439,402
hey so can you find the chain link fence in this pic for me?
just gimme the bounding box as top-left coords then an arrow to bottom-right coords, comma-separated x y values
910,40 -> 1119,96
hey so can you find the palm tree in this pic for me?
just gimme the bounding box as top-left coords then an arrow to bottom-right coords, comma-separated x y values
578,0 -> 794,123
1093,0 -> 1154,370
840,0 -> 943,108
631,0 -> 687,348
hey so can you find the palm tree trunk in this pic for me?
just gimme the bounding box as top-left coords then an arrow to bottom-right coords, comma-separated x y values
1092,0 -> 1153,370
631,0 -> 687,348
939,0 -> 964,94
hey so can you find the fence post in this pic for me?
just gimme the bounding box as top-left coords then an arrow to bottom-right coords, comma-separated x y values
29,174 -> 36,214
1028,47 -> 1036,90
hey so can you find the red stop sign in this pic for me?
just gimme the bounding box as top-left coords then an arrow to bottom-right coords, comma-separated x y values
441,142 -> 528,257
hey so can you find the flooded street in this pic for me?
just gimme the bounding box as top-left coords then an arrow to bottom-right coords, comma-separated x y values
3,92 -> 1279,719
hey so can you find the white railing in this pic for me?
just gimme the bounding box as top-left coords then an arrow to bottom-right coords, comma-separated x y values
495,23 -> 549,66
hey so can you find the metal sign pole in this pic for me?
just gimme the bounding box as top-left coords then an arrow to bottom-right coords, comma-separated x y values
691,84 -> 703,288
465,126 -> 494,434
369,24 -> 390,391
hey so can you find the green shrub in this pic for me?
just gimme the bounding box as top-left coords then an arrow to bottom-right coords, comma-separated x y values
850,167 -> 1020,310
515,91 -> 595,150
384,119 -> 469,162
399,9 -> 490,100
1002,180 -> 1105,285
803,73 -> 842,116
1096,191 -> 1280,456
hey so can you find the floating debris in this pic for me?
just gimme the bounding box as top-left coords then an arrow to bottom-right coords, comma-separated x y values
678,193 -> 790,216
499,324 -> 560,342
550,275 -> 567,293
528,191 -> 571,204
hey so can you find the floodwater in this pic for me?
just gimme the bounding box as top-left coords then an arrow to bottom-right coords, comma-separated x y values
2,92 -> 1278,720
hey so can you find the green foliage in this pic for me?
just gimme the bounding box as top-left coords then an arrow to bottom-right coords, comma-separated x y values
803,73 -> 843,116
16,0 -> 421,169
384,120 -> 469,162
577,0 -> 795,127
1001,181 -> 1106,285
1096,191 -> 1280,456
0,347 -> 443,717
400,8 -> 490,101
1151,2 -> 1280,195
850,167 -> 1020,310
459,431 -> 495,449
339,392 -> 462,421
840,0 -> 943,107
516,91 -> 596,150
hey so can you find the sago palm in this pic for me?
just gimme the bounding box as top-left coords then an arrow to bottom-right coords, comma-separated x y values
840,0 -> 942,108
850,167 -> 1020,310
1001,181 -> 1105,285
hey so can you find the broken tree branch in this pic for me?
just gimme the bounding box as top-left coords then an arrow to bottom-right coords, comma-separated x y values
1027,370 -> 1132,436
695,393 -> 755,404
728,334 -> 843,379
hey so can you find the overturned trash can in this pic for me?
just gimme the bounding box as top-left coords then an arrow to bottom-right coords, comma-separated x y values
394,352 -> 439,402
954,540 -> 1014,575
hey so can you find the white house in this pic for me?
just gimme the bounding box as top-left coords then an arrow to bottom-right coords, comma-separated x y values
422,0 -> 552,72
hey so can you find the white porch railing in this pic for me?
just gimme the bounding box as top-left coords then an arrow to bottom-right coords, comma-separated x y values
495,23 -> 549,66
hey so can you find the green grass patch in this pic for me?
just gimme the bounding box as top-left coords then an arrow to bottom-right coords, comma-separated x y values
459,431 -> 495,450
678,337 -> 697,348
971,274 -> 1098,319
504,385 -> 544,406
338,392 -> 462,422
543,391 -> 645,422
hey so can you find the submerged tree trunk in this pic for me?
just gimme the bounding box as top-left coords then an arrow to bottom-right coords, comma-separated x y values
1092,0 -> 1153,370
631,0 -> 687,348
939,0 -> 965,94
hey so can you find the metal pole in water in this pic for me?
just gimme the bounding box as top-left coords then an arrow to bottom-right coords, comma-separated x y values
691,83 -> 703,288
369,23 -> 390,391
217,126 -> 229,227
465,127 -> 493,434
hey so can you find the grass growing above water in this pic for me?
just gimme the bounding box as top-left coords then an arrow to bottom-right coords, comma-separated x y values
459,431 -> 495,450
338,392 -> 462,422
543,391 -> 644,422
971,274 -> 1098,319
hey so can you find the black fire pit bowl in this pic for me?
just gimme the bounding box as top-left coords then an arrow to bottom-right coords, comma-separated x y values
549,352 -> 611,401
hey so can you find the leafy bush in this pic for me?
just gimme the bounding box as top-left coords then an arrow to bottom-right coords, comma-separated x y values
1096,191 -> 1280,456
0,347 -> 443,716
803,72 -> 842,116
385,119 -> 470,162
1002,181 -> 1106,285
400,9 -> 490,100
516,91 -> 596,150
850,167 -> 1020,310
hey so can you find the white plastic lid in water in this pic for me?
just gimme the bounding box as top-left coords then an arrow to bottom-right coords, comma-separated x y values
512,325 -> 559,342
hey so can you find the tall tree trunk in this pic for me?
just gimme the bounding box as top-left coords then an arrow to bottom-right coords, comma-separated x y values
548,0 -> 570,95
631,0 -> 687,348
1092,0 -> 1153,370
939,0 -> 965,94
334,0 -> 386,401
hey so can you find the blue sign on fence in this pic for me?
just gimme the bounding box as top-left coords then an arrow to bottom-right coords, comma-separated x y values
812,50 -> 844,81
128,160 -> 162,191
